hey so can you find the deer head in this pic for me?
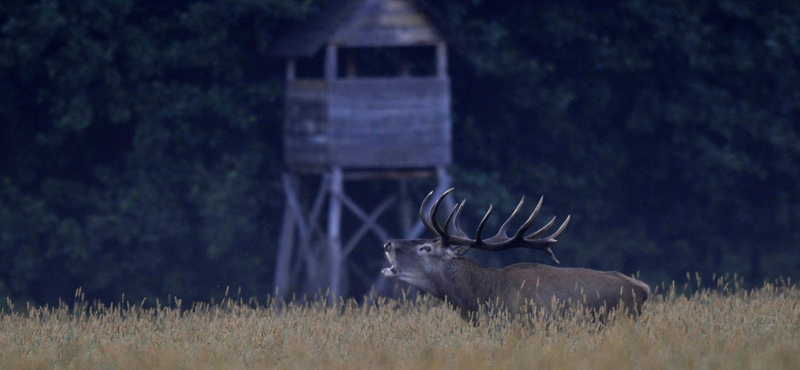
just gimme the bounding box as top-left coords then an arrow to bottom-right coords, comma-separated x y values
382,188 -> 570,286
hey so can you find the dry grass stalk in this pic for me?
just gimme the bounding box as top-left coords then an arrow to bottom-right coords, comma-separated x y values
0,279 -> 798,370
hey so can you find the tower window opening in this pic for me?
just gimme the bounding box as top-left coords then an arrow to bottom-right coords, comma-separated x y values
338,46 -> 436,78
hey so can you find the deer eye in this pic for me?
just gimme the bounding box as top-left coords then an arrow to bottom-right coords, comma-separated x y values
419,245 -> 432,253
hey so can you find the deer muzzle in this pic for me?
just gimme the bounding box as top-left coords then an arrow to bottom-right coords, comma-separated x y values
382,251 -> 399,277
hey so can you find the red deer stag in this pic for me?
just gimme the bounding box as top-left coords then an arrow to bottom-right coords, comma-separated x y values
382,189 -> 650,319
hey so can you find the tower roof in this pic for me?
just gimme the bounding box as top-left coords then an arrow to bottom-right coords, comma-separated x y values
272,0 -> 453,57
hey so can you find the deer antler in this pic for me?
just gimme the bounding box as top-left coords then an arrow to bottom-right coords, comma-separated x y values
419,188 -> 570,264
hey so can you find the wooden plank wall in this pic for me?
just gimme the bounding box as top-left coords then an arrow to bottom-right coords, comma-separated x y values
284,73 -> 453,170
327,77 -> 451,168
284,80 -> 331,168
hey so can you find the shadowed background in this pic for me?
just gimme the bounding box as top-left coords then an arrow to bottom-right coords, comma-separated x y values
1,0 -> 798,305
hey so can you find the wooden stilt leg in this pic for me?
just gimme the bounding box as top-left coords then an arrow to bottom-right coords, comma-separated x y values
274,177 -> 297,296
399,179 -> 412,237
407,167 -> 452,239
327,167 -> 344,302
278,167 -> 450,300
437,167 -> 455,211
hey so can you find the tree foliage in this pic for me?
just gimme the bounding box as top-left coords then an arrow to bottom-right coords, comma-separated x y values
444,0 -> 800,284
0,0 -> 315,303
1,0 -> 799,304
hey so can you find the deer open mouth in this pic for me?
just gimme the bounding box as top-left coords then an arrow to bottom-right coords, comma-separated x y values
382,252 -> 399,278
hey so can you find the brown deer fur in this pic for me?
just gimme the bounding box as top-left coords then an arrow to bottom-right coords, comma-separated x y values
382,189 -> 650,318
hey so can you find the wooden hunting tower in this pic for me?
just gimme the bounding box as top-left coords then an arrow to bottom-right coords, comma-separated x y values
272,0 -> 455,298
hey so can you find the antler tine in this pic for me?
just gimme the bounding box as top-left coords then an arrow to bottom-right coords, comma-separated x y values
521,215 -> 570,264
544,248 -> 560,264
419,191 -> 439,237
429,188 -> 455,237
484,196 -> 525,243
442,204 -> 459,239
452,199 -> 469,238
510,195 -> 543,240
475,205 -> 493,243
548,215 -> 570,240
525,216 -> 557,240
459,194 -> 569,264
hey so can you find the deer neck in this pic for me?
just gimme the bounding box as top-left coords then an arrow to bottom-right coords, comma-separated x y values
432,257 -> 510,313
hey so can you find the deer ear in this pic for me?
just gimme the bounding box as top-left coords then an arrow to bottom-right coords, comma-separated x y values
448,244 -> 470,256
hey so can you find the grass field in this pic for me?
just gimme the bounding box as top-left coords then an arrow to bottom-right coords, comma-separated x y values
1,277 -> 798,370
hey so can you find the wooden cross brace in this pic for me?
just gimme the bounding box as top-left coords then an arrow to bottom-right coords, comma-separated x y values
338,193 -> 396,258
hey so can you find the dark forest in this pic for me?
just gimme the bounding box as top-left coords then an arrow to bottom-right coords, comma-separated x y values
1,0 -> 799,305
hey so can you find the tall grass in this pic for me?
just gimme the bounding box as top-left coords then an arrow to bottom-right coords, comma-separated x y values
1,278 -> 798,370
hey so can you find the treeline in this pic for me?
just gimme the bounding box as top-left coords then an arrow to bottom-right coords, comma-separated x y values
1,0 -> 799,305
